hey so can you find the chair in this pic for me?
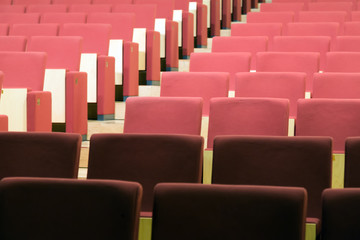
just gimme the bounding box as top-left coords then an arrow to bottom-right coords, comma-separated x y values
0,5 -> 25,13
325,52 -> 360,73
345,137 -> 360,187
271,36 -> 331,70
68,4 -> 112,13
124,97 -> 203,135
0,24 -> 8,35
212,36 -> 268,70
52,0 -> 91,3
260,3 -> 304,20
93,0 -> 133,3
26,4 -> 68,13
0,52 -> 51,132
351,11 -> 360,21
321,188 -> 360,240
317,0 -> 356,10
332,36 -> 360,51
0,0 -> 11,4
9,23 -> 59,38
256,52 -> 320,93
0,36 -> 26,51
0,132 -> 81,178
246,12 -> 295,25
207,97 -> 289,149
12,0 -> 51,4
235,72 -> 306,119
0,13 -> 40,25
0,177 -> 142,240
160,72 -> 229,116
87,133 -> 203,214
212,135 -> 332,236
343,22 -> 360,35
189,52 -> 251,91
152,183 -> 307,240
0,72 -> 7,132
40,13 -> 87,24
307,3 -> 352,20
27,36 -> 87,137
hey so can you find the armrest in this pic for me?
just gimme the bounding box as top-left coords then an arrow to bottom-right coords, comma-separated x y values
97,55 -> 115,118
27,91 -> 51,132
222,0 -> 231,29
0,115 -> 8,132
65,71 -> 87,137
210,0 -> 221,37
197,3 -> 208,48
123,41 -> 139,99
146,30 -> 161,82
182,11 -> 194,58
166,20 -> 179,70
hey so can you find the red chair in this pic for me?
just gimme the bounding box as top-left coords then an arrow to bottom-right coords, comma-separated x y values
93,0 -> 132,3
0,36 -> 26,51
12,0 -> 51,4
0,24 -> 8,35
68,4 -> 112,13
351,11 -> 360,21
331,36 -> 360,51
0,0 -> 11,4
247,11 -> 295,25
0,71 -> 7,132
26,4 -> 68,13
0,13 -> 40,25
325,52 -> 360,73
0,5 -> 25,13
52,0 -> 91,3
9,23 -> 59,38
307,2 -> 352,20
260,2 -> 304,20
40,13 -> 87,24
297,12 -> 346,34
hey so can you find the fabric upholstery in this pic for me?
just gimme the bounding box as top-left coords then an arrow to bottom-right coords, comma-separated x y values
332,36 -> 360,51
325,52 -> 360,73
69,4 -> 112,13
0,13 -> 40,25
9,23 -> 59,38
26,4 -> 68,13
0,24 -> 8,35
0,36 -> 26,51
247,11 -> 295,24
344,137 -> 360,187
40,13 -> 87,24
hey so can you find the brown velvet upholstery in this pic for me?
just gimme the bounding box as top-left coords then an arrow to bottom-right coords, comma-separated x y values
321,188 -> 360,240
0,177 -> 142,240
152,183 -> 307,240
212,135 -> 332,221
344,137 -> 360,187
87,133 -> 203,214
0,132 -> 81,179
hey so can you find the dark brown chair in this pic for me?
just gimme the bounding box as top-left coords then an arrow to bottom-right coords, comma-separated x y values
344,137 -> 360,187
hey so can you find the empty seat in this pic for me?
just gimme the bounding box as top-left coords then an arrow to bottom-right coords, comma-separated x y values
298,11 -> 347,24
351,11 -> 360,21
0,5 -> 25,13
0,24 -> 8,35
160,72 -> 229,116
307,3 -> 352,20
332,36 -> 360,51
52,0 -> 91,3
40,13 -> 87,24
343,22 -> 360,35
0,13 -> 40,25
9,23 -> 59,38
345,137 -> 360,187
0,132 -> 81,178
0,36 -> 26,51
0,177 -> 142,240
69,4 -> 112,13
26,4 -> 68,13
246,12 -> 295,25
260,2 -> 304,20
93,0 -> 133,3
325,52 -> 360,73
0,0 -> 11,4
0,72 -> 7,132
87,133 -> 203,214
152,183 -> 307,240
13,0 -> 50,4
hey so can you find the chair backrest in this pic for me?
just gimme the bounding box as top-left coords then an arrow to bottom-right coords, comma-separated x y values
351,11 -> 360,21
260,2 -> 305,12
297,11 -> 347,24
40,13 -> 87,24
152,183 -> 307,240
212,135 -> 332,220
212,36 -> 268,70
0,0 -> 11,4
189,52 -> 251,91
52,0 -> 91,4
12,0 -> 51,4
27,36 -> 83,71
307,3 -> 352,19
93,0 -> 133,3
0,36 -> 26,51
296,99 -> 360,153
160,72 -> 229,116
247,11 -> 295,24
69,4 -> 112,13
0,177 -> 142,240
207,97 -> 290,149
345,137 -> 360,187
312,73 -> 360,99
134,0 -> 175,20
235,72 -> 306,118
123,97 -> 203,135
332,36 -> 360,51
0,5 -> 25,13
0,13 -> 40,25
0,24 -> 8,35
0,52 -> 46,91
9,23 -> 59,38
343,22 -> 360,35
325,52 -> 360,73
0,132 -> 81,179
256,52 -> 320,92
26,4 -> 68,13
112,4 -> 157,30
321,188 -> 360,240
87,133 -> 203,213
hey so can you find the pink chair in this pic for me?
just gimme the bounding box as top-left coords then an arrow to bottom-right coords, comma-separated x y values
0,24 -> 8,35
9,23 -> 59,38
0,0 -> 11,4
0,5 -> 25,13
0,13 -> 40,25
0,52 -> 51,132
27,36 -> 87,138
297,12 -> 346,34
40,13 -> 87,24
52,0 -> 91,3
212,36 -> 268,70
123,97 -> 203,135
325,52 -> 360,73
260,2 -> 304,20
307,3 -> 352,20
343,22 -> 360,35
0,36 -> 26,51
296,99 -> 360,153
317,0 -> 356,10
68,4 -> 112,13
256,52 -> 320,92
235,72 -> 306,119
0,72 -> 8,132
189,52 -> 251,91
160,72 -> 229,116
12,0 -> 51,4
246,12 -> 295,25
26,4 -> 68,13
331,36 -> 360,51
271,36 -> 331,70
60,24 -> 116,120
207,97 -> 289,149
231,22 -> 282,48
93,0 -> 133,3
351,11 -> 360,21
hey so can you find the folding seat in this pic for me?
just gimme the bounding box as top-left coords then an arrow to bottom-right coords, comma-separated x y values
0,5 -> 25,13
297,12 -> 346,34
0,13 -> 40,25
260,2 -> 305,20
256,52 -> 320,93
0,24 -> 8,35
26,36 -> 87,137
12,0 -> 51,4
0,177 -> 142,240
26,4 -> 68,13
123,97 -> 203,135
317,0 -> 357,10
0,72 -> 7,132
345,137 -> 360,187
189,52 -> 251,91
68,4 -> 112,13
321,188 -> 360,240
0,52 -> 51,132
231,22 -> 282,48
343,22 -> 360,35
331,36 -> 360,51
246,12 -> 295,25
212,36 -> 268,70
160,72 -> 229,116
85,14 -> 139,101
271,36 -> 331,70
9,23 -> 59,38
60,24 -> 116,120
212,135 -> 332,239
325,52 -> 360,73
0,132 -> 81,178
52,0 -> 91,3
152,183 -> 307,240
307,3 -> 352,20
0,36 -> 26,51
40,12 -> 87,24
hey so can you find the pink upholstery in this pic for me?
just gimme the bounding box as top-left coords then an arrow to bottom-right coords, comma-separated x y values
0,5 -> 25,13
256,52 -> 320,92
69,4 -> 112,13
260,3 -> 304,20
343,22 -> 360,35
9,24 -> 59,38
325,52 -> 360,73
272,36 -> 331,70
160,72 -> 229,116
307,3 -> 352,20
317,0 -> 356,10
247,12 -> 295,25
40,13 -> 87,24
189,52 -> 251,91
331,36 -> 360,51
0,24 -> 8,35
12,0 -> 51,4
26,4 -> 68,13
351,11 -> 360,21
212,36 -> 268,70
0,36 -> 26,51
313,73 -> 360,99
52,0 -> 91,3
0,72 -> 7,132
0,52 -> 51,132
235,72 -> 306,118
296,99 -> 360,153
207,97 -> 290,149
112,4 -> 156,30
231,23 -> 282,48
0,0 -> 11,4
0,13 -> 40,25
93,0 -> 132,3
123,97 -> 203,135
297,12 -> 345,34
135,0 -> 174,21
